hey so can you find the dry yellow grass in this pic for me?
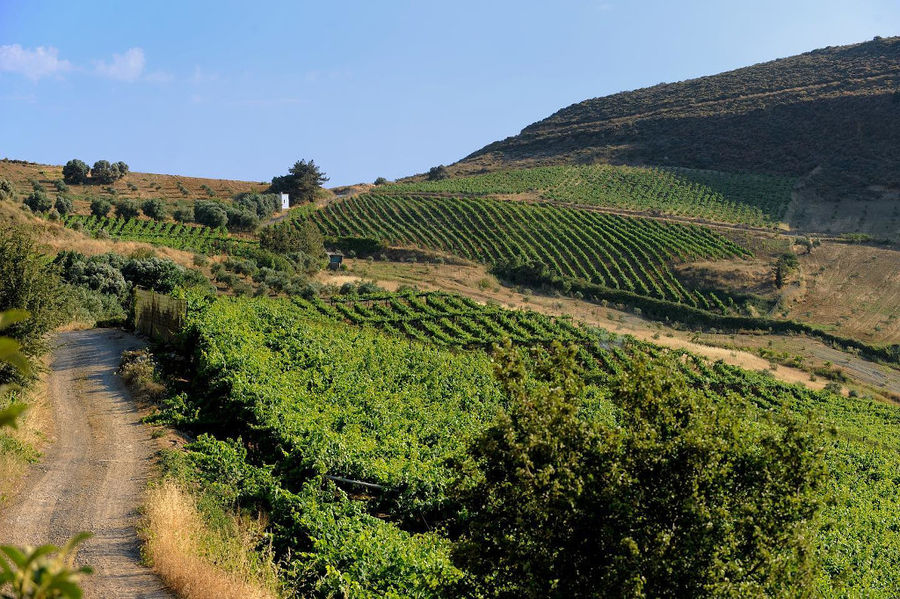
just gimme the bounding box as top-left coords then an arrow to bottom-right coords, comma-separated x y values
0,359 -> 52,504
142,480 -> 280,599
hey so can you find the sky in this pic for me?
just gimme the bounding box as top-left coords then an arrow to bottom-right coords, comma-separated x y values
1,1 -> 898,187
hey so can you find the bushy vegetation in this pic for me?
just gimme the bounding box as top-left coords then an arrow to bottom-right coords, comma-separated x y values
90,197 -> 112,217
62,159 -> 90,184
114,198 -> 140,220
23,190 -> 52,213
141,198 -> 168,220
150,291 -> 900,596
0,227 -> 69,385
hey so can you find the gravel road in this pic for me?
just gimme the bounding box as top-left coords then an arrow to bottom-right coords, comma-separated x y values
0,329 -> 171,598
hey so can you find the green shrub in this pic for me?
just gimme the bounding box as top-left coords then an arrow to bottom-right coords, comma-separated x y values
141,198 -> 168,220
90,197 -> 112,217
62,159 -> 90,184
173,205 -> 194,223
114,198 -> 140,220
23,190 -> 52,213
0,178 -> 13,201
194,201 -> 228,229
54,195 -> 74,216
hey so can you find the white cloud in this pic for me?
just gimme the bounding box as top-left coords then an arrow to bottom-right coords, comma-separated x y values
0,44 -> 71,80
95,47 -> 145,82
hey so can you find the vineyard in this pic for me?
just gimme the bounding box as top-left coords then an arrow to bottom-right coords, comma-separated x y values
173,291 -> 900,597
386,164 -> 795,226
61,214 -> 256,254
308,193 -> 751,313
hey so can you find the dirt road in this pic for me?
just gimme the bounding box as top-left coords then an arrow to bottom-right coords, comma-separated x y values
0,329 -> 171,598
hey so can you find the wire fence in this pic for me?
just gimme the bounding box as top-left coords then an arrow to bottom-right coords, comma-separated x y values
134,289 -> 186,343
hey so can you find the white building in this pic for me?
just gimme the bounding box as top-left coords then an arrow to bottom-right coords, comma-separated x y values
280,193 -> 290,211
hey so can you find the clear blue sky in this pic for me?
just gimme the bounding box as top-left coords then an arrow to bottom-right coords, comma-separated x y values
1,0 -> 898,186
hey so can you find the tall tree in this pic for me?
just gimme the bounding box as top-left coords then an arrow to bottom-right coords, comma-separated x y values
269,159 -> 328,205
62,159 -> 90,184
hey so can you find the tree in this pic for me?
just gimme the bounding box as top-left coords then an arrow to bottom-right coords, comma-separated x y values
269,159 -> 328,205
114,198 -> 140,220
54,195 -> 74,216
23,191 -> 52,213
113,161 -> 129,179
795,236 -> 820,255
0,178 -> 14,201
141,198 -> 167,220
62,159 -> 90,184
374,177 -> 388,186
259,220 -> 325,259
194,201 -> 228,229
90,197 -> 112,218
452,343 -> 826,598
427,165 -> 449,181
91,160 -> 118,185
0,226 -> 69,386
173,205 -> 194,223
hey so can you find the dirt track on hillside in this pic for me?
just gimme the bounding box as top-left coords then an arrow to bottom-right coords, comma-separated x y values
0,329 -> 171,598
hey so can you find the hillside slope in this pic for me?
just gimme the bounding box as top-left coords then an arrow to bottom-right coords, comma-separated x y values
460,37 -> 900,207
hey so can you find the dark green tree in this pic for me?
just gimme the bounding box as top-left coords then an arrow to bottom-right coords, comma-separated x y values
113,161 -> 129,179
427,165 -> 449,181
91,160 -> 118,185
54,195 -> 74,215
23,191 -> 52,213
89,197 -> 112,218
141,198 -> 167,220
269,159 -> 328,205
259,220 -> 325,259
453,343 -> 826,598
173,205 -> 195,223
194,201 -> 229,229
62,159 -> 90,184
114,198 -> 140,220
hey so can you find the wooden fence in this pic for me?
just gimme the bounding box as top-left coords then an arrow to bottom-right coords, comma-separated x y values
134,289 -> 186,343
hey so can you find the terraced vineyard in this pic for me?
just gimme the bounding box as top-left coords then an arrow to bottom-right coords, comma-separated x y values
62,214 -> 256,254
386,164 -> 795,226
310,193 -> 750,312
176,292 -> 900,597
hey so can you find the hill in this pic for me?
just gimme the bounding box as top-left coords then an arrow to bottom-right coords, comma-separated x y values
456,37 -> 900,231
0,158 -> 267,212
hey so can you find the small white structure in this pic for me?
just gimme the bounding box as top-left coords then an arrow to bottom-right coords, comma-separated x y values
280,193 -> 290,211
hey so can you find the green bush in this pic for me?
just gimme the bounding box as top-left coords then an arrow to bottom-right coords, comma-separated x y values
54,195 -> 74,216
173,205 -> 194,223
23,190 -> 52,213
114,198 -> 140,220
194,201 -> 228,229
453,344 -> 826,597
62,159 -> 90,184
0,178 -> 13,201
90,197 -> 112,217
91,160 -> 118,184
141,198 -> 167,220
54,179 -> 69,193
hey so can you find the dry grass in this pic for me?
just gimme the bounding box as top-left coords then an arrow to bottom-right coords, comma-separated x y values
142,480 -> 281,599
0,361 -> 52,504
118,350 -> 166,404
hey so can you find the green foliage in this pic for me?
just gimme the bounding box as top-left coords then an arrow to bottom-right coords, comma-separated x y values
112,161 -> 128,178
233,193 -> 280,219
389,164 -> 796,226
61,214 -> 255,256
259,219 -> 325,260
426,165 -> 449,181
23,192 -> 51,213
269,159 -> 328,205
0,227 -> 68,385
0,179 -> 14,201
90,160 -> 118,185
455,345 -> 826,597
0,533 -> 92,599
774,252 -> 799,288
312,193 -> 749,313
61,160 -> 89,185
54,251 -> 198,296
52,180 -> 68,193
140,198 -> 167,221
88,198 -> 111,218
53,196 -> 73,216
113,199 -> 140,220
194,200 -> 228,229
172,205 -> 194,223
373,176 -> 388,185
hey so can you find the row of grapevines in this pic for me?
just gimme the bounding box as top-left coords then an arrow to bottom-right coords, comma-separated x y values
309,193 -> 749,312
62,214 -> 256,254
383,164 -> 794,225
